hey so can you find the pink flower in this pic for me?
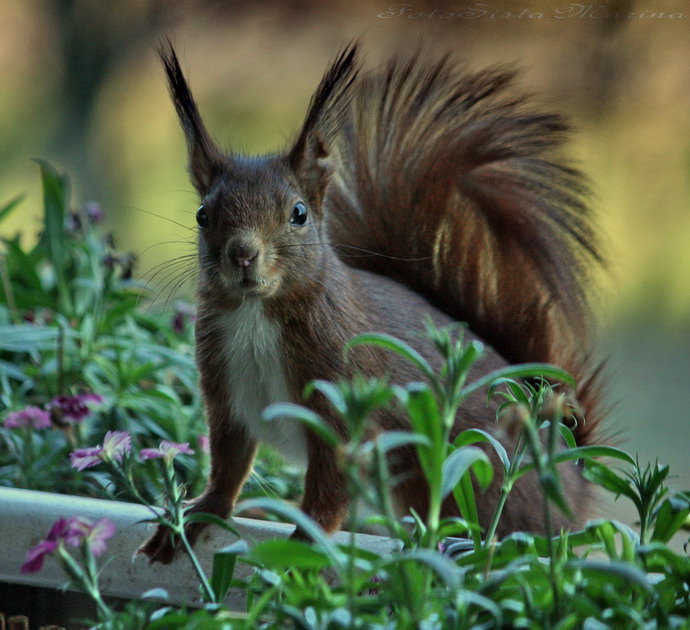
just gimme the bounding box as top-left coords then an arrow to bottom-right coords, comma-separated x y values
102,430 -> 132,462
4,406 -> 52,429
140,440 -> 195,462
70,447 -> 104,471
50,393 -> 103,423
85,518 -> 116,557
69,431 -> 132,471
198,434 -> 210,454
20,516 -> 112,574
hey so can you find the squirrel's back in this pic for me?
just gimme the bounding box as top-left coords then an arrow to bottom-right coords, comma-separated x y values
313,47 -> 604,443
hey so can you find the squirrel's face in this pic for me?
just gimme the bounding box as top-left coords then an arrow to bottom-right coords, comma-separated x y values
159,43 -> 336,306
195,156 -> 327,303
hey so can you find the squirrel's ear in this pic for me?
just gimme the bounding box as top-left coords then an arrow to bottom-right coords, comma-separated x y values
288,131 -> 332,206
287,44 -> 358,206
159,40 -> 224,193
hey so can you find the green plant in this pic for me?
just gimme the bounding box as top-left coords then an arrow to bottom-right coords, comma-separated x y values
4,164 -> 689,628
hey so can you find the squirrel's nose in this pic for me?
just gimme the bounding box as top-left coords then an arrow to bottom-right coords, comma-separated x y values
234,251 -> 258,268
226,240 -> 260,268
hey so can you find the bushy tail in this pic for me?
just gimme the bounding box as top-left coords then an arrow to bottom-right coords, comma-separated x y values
304,47 -> 605,444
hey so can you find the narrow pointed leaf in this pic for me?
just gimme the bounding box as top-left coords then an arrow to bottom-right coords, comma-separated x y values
454,428 -> 510,473
463,364 -> 575,400
236,497 -> 345,571
441,446 -> 492,499
386,549 -> 461,589
211,539 -> 248,601
0,194 -> 24,223
263,402 -> 339,447
514,445 -> 636,482
346,332 -> 434,379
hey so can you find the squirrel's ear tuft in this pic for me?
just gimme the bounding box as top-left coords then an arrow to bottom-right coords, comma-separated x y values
288,42 -> 359,207
159,39 -> 225,192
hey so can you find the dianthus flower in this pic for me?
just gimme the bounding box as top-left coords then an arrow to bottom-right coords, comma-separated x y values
69,430 -> 132,471
21,516 -> 115,574
140,440 -> 195,463
4,406 -> 51,429
50,393 -> 103,423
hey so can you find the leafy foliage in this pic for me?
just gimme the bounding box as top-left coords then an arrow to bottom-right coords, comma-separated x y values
2,165 -> 688,628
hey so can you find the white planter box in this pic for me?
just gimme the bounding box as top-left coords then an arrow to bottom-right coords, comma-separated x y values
0,488 -> 399,609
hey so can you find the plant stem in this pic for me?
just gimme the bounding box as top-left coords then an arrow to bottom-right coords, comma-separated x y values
542,490 -> 561,621
178,525 -> 216,603
483,481 -> 511,547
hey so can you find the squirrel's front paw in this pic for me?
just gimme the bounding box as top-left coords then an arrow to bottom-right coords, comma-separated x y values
138,494 -> 230,564
137,523 -> 181,564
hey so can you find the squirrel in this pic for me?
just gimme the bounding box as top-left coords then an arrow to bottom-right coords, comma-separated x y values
140,41 -> 604,564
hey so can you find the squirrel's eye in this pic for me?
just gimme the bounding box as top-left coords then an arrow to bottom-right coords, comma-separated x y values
196,205 -> 208,228
290,202 -> 308,227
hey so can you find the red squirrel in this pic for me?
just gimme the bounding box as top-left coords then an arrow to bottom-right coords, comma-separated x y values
140,42 -> 604,563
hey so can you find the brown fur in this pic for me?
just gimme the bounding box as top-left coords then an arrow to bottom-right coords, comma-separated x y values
139,41 -> 604,563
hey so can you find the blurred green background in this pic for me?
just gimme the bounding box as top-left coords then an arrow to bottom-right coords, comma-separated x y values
1,0 -> 688,526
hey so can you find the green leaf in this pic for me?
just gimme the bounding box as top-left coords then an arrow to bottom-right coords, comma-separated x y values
461,591 -> 504,625
235,497 -> 346,572
513,445 -> 636,482
652,495 -> 690,543
487,377 -> 530,405
401,383 -> 442,445
385,549 -> 461,589
262,402 -> 339,447
211,539 -> 248,602
0,194 -> 24,223
454,428 -> 510,473
370,430 -> 432,454
141,587 -> 170,601
637,541 -> 690,574
558,423 -> 578,449
559,519 -> 639,551
0,324 -> 63,352
462,363 -> 575,400
556,445 -> 636,466
582,460 -> 637,500
566,559 -> 654,594
453,473 -> 482,548
346,332 -> 434,380
441,446 -> 492,499
304,380 -> 347,415
35,160 -> 70,308
453,340 -> 484,384
183,512 -> 240,537
398,383 -> 442,477
247,539 -> 330,570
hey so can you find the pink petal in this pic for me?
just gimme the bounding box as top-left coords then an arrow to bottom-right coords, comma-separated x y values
46,517 -> 70,542
102,430 -> 132,461
87,518 -> 116,557
139,448 -> 163,460
69,447 -> 104,471
63,516 -> 92,547
20,540 -> 57,574
160,441 -> 195,458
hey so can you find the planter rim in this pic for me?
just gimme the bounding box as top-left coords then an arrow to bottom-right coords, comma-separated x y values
0,487 -> 399,608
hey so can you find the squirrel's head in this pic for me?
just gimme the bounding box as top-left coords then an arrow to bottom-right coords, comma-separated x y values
158,41 -> 358,304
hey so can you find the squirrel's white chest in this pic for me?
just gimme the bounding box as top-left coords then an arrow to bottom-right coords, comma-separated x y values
219,301 -> 307,466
